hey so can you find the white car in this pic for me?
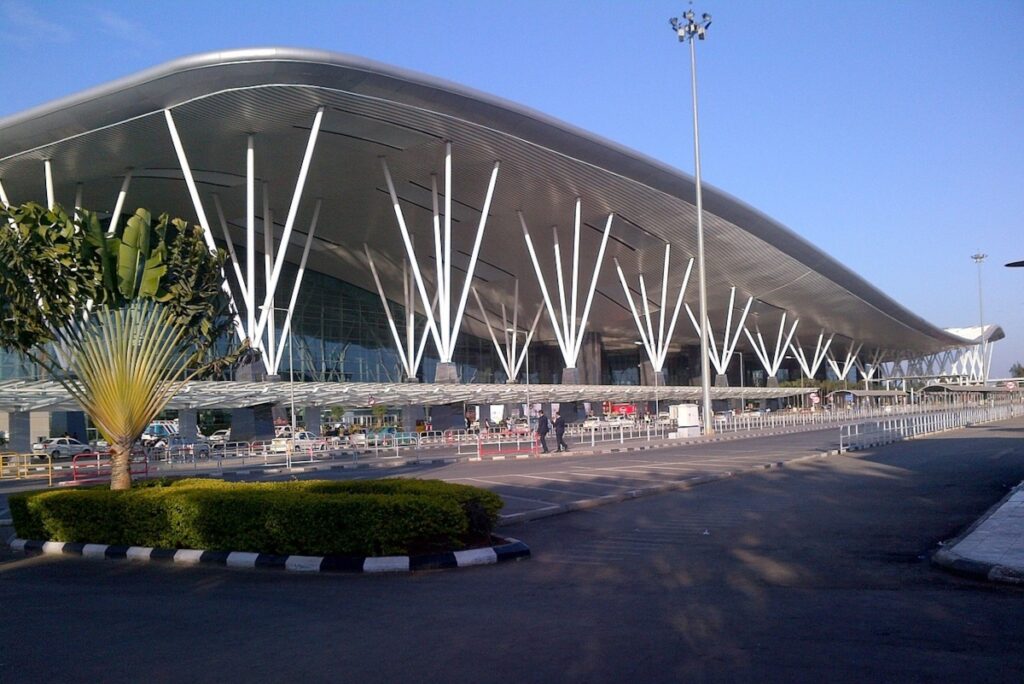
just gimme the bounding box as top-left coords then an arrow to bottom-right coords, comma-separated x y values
150,436 -> 211,460
271,431 -> 327,453
32,437 -> 94,460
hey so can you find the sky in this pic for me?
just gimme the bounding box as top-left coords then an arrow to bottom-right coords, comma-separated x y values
1,0 -> 1021,375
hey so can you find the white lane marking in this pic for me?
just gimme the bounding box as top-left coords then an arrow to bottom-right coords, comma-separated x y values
464,477 -> 596,498
508,474 -> 623,488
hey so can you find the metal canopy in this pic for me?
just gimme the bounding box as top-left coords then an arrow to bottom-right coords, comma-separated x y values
0,379 -> 813,413
0,48 -> 971,359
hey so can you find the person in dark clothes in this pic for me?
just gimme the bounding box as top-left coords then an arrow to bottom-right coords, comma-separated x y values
554,411 -> 569,452
536,410 -> 550,453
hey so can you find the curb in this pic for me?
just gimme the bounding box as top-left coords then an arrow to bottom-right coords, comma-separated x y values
931,481 -> 1024,586
6,536 -> 530,574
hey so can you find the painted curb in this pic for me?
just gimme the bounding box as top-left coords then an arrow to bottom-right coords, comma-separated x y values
6,536 -> 530,574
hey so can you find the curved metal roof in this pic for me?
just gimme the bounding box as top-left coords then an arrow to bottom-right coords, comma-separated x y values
0,47 -> 968,357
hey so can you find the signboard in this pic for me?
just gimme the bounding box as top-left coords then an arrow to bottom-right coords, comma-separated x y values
1006,381 -> 1017,391
810,393 -> 820,405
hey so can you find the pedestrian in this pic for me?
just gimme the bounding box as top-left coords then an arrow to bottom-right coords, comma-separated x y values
554,411 -> 569,452
536,410 -> 550,453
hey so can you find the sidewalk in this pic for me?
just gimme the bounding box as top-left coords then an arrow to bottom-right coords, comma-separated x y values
933,481 -> 1024,585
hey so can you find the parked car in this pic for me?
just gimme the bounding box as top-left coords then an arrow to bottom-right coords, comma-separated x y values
32,437 -> 94,460
271,431 -> 326,453
150,436 -> 211,460
141,421 -> 178,447
208,429 -> 231,448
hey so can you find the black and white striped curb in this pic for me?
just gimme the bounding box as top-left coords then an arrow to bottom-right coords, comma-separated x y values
6,536 -> 530,574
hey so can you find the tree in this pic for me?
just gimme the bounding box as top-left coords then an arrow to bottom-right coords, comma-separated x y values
1010,362 -> 1024,378
0,202 -> 244,489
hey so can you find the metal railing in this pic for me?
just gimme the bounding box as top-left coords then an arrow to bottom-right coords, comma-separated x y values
1,452 -> 53,486
838,403 -> 1024,452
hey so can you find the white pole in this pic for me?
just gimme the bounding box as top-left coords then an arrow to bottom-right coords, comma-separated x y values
44,160 -> 55,210
246,135 -> 256,339
107,169 -> 133,236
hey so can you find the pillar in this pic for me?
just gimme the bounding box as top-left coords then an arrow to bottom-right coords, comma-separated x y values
230,355 -> 276,441
178,409 -> 198,440
304,406 -> 322,435
434,362 -> 460,383
50,410 -> 87,443
7,411 -> 31,453
577,332 -> 604,385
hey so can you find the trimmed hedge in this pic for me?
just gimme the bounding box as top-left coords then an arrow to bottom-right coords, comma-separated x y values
9,478 -> 504,557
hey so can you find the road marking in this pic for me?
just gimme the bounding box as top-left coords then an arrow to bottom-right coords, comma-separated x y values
509,474 -> 623,488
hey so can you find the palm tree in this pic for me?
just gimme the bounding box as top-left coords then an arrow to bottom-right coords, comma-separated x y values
0,202 -> 244,489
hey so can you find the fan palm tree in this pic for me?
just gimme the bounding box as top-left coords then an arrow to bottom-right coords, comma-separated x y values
0,202 -> 245,489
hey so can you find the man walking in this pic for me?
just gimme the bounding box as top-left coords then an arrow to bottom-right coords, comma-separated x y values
554,410 -> 569,452
536,410 -> 550,453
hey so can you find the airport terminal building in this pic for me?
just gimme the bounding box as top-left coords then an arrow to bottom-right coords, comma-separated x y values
0,48 -> 1003,445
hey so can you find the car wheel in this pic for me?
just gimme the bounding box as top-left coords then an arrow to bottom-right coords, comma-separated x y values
51,450 -> 62,459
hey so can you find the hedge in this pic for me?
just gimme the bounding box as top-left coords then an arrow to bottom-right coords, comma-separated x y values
9,478 -> 504,557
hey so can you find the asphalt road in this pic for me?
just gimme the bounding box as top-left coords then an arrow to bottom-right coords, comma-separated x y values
2,419 -> 1024,682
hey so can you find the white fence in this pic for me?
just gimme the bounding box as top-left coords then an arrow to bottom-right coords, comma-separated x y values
838,403 -> 1024,452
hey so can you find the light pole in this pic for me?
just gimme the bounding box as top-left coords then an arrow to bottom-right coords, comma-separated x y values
971,252 -> 987,383
260,304 -> 297,467
507,327 -> 531,426
670,8 -> 714,435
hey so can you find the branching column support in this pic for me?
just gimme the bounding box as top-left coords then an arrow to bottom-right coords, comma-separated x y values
380,144 -> 500,365
744,313 -> 799,383
106,169 -> 133,236
519,201 -> 614,373
472,281 -> 544,382
827,342 -> 863,382
614,245 -> 693,374
853,348 -> 887,389
252,107 -> 325,348
789,331 -> 834,380
364,245 -> 437,380
163,108 -> 246,345
269,199 -> 322,375
684,286 -> 753,378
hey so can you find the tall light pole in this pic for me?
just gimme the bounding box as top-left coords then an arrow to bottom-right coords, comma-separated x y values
260,304 -> 298,466
508,327 -> 531,426
670,8 -> 714,434
971,251 -> 987,383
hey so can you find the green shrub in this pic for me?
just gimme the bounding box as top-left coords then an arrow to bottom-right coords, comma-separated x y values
8,478 -> 502,556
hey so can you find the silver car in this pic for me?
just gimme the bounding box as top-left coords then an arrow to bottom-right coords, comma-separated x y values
32,437 -> 94,460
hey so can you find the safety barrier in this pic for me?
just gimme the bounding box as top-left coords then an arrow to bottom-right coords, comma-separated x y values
0,452 -> 53,486
70,450 -> 149,484
476,431 -> 539,459
838,403 -> 1024,452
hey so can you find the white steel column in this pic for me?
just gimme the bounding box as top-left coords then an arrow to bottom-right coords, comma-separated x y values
380,149 -> 500,364
263,184 -> 276,358
106,169 -> 133,236
212,193 -> 249,318
253,107 -> 325,346
163,109 -> 246,343
473,283 -> 544,382
826,342 -> 863,381
614,246 -> 694,374
246,135 -> 256,339
519,208 -> 614,372
684,286 -> 753,377
44,160 -> 54,210
789,331 -> 834,380
743,313 -> 799,380
365,245 -> 438,380
271,199 -> 322,374
74,184 -> 83,211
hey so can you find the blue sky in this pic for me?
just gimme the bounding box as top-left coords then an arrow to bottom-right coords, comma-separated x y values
2,0 -> 1022,375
